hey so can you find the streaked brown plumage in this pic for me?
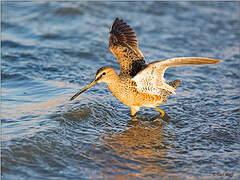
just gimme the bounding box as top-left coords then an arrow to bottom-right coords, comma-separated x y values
109,18 -> 146,77
70,18 -> 221,118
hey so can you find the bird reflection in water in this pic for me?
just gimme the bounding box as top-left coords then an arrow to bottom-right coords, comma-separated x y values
100,117 -> 175,179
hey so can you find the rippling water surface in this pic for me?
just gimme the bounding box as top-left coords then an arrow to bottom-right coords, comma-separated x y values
2,2 -> 240,179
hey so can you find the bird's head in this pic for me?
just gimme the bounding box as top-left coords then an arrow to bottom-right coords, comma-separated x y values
70,66 -> 115,101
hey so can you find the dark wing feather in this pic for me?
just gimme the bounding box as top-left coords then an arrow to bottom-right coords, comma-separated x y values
109,18 -> 146,76
109,18 -> 138,48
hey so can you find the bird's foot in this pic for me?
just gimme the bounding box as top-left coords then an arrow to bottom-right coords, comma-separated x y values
154,106 -> 169,121
131,115 -> 137,121
161,113 -> 170,122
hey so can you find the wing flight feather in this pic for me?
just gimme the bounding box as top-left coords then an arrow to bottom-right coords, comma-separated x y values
109,18 -> 146,76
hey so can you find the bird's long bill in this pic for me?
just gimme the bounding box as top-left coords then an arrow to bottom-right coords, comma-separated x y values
69,80 -> 97,101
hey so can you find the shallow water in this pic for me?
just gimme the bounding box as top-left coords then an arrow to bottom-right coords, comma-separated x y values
2,1 -> 240,179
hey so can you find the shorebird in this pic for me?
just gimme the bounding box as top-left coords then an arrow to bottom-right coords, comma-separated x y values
70,18 -> 220,118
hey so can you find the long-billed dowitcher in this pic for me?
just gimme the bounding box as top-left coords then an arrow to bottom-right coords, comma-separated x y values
70,18 -> 221,118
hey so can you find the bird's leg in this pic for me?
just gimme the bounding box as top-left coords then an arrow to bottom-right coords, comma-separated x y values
154,106 -> 165,118
130,106 -> 139,120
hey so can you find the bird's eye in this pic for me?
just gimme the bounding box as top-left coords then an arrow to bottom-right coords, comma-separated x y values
102,72 -> 106,75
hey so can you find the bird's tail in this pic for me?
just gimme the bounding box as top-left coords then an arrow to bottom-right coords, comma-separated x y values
162,57 -> 221,67
168,79 -> 181,89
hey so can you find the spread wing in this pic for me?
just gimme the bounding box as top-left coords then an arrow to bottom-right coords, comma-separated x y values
132,57 -> 221,95
109,18 -> 146,77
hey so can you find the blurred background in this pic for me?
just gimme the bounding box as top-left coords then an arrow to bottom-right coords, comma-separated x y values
2,1 -> 240,179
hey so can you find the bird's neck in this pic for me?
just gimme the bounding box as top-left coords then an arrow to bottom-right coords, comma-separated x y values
104,72 -> 122,94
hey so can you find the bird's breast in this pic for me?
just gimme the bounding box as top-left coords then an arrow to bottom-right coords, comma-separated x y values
105,79 -> 164,107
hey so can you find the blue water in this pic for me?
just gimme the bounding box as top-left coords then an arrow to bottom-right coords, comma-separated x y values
2,1 -> 240,179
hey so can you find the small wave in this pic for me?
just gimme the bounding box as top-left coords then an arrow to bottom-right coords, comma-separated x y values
54,7 -> 84,16
2,72 -> 30,82
2,40 -> 23,48
2,40 -> 34,49
40,33 -> 62,40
